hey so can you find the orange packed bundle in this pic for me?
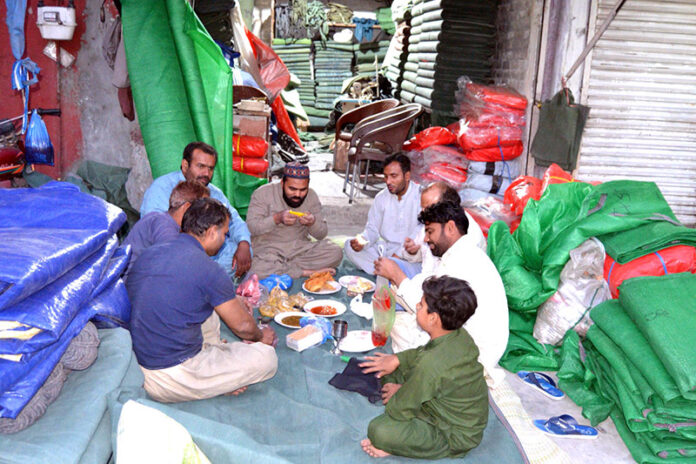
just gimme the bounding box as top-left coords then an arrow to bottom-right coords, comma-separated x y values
464,141 -> 523,162
604,245 -> 696,298
232,134 -> 269,158
465,82 -> 528,111
402,126 -> 457,151
453,123 -> 523,151
233,157 -> 268,177
504,176 -> 543,216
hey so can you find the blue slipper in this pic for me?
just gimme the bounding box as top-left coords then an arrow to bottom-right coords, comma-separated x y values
533,414 -> 598,439
517,371 -> 565,400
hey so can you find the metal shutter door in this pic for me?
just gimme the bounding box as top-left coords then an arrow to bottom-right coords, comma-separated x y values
576,0 -> 696,226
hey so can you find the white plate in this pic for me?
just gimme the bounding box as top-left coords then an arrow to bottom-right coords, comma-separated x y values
302,280 -> 342,295
338,275 -> 376,293
303,299 -> 347,318
273,311 -> 307,329
339,330 -> 377,353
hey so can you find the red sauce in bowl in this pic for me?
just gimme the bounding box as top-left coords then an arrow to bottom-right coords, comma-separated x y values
310,305 -> 337,316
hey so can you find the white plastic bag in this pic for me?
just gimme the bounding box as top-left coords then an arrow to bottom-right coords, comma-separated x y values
534,238 -> 611,346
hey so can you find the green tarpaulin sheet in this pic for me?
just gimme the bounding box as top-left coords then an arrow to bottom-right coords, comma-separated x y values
122,0 -> 264,216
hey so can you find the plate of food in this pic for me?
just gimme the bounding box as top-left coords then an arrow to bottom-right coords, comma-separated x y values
273,311 -> 307,329
303,299 -> 347,318
302,271 -> 341,294
339,330 -> 377,353
338,275 -> 376,294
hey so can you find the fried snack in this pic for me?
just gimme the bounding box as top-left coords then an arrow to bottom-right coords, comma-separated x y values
258,287 -> 310,317
305,271 -> 333,292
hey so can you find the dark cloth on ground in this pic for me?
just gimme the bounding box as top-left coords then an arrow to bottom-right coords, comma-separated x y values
329,357 -> 382,404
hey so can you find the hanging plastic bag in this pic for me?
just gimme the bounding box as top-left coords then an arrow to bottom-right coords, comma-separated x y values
534,238 -> 611,345
24,109 -> 54,166
232,134 -> 268,158
504,176 -> 543,216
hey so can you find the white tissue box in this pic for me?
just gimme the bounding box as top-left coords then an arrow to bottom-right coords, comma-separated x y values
286,325 -> 323,352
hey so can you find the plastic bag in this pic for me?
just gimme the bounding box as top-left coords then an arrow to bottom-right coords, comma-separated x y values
462,80 -> 528,111
299,316 -> 332,343
402,126 -> 456,151
236,273 -> 263,306
453,122 -> 523,150
407,146 -> 469,189
259,273 -> 293,291
232,134 -> 268,158
232,157 -> 269,177
504,176 -> 543,216
463,196 -> 520,237
463,172 -> 512,196
371,285 -> 395,347
24,110 -> 54,166
468,159 -> 521,178
604,245 -> 696,298
540,163 -> 574,193
464,142 -> 523,162
454,76 -> 528,125
534,238 -> 611,345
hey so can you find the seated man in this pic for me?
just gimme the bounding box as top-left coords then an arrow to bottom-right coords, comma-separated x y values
344,153 -> 421,275
140,141 -> 251,277
122,180 -> 209,277
127,198 -> 278,403
359,276 -> 488,459
246,162 -> 342,279
374,201 -> 509,386
398,181 -> 486,277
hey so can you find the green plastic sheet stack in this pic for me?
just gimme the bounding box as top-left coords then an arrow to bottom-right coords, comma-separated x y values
486,180 -> 696,373
121,0 -> 264,217
272,39 -> 314,110
353,41 -> 390,74
558,273 -> 696,464
310,41 -> 355,126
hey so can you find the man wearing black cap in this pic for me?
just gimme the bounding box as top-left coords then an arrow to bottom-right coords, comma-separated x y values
245,162 -> 343,278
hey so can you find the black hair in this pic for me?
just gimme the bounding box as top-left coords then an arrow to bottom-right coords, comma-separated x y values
383,153 -> 411,173
181,198 -> 230,237
183,141 -> 218,163
425,181 -> 461,206
418,201 -> 469,235
422,276 -> 477,330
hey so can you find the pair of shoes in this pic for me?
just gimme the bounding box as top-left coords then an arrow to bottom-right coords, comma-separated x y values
517,371 -> 565,400
533,414 -> 599,439
278,132 -> 309,164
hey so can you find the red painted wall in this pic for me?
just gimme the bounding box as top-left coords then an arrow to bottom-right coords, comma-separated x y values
0,0 -> 86,178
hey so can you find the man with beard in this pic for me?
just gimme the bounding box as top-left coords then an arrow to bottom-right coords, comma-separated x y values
374,201 -> 509,387
140,142 -> 252,278
344,153 -> 421,275
245,162 -> 342,279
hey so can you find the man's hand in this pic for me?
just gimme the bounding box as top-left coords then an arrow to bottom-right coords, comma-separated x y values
373,257 -> 407,286
404,237 -> 419,255
359,352 -> 400,379
298,212 -> 315,226
381,383 -> 402,404
259,326 -> 278,347
350,238 -> 365,252
232,241 -> 252,277
274,210 -> 298,226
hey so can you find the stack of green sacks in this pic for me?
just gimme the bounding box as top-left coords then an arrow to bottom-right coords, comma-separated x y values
487,180 -> 696,373
353,40 -> 391,74
311,41 -> 355,126
559,273 -> 696,464
272,39 -> 314,109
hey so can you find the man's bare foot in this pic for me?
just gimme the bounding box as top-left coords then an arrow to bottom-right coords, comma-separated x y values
301,267 -> 337,277
360,439 -> 391,458
225,386 -> 248,396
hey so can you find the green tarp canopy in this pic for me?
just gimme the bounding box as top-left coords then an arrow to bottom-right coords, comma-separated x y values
122,0 -> 265,216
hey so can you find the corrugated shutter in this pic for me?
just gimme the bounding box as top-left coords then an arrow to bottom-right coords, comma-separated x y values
576,0 -> 696,226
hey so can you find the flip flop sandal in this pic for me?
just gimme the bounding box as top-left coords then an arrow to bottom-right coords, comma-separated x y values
517,371 -> 565,400
533,414 -> 598,439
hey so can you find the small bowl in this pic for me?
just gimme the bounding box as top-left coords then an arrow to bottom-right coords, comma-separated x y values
303,299 -> 347,318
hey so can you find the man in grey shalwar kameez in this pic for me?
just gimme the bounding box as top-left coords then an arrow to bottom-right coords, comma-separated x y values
246,162 -> 343,279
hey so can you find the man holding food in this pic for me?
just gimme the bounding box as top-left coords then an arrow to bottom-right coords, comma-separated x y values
344,153 -> 421,275
127,198 -> 278,402
246,162 -> 343,279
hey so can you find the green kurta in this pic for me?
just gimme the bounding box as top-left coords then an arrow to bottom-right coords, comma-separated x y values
368,328 -> 489,459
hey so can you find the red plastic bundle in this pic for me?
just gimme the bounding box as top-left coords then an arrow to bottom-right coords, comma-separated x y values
541,163 -> 574,193
407,145 -> 469,189
233,157 -> 269,177
604,245 -> 696,298
465,82 -> 528,111
402,127 -> 457,151
503,176 -> 543,216
464,196 -> 521,237
425,162 -> 468,185
455,125 -> 523,151
232,134 -> 269,158
465,142 -> 523,162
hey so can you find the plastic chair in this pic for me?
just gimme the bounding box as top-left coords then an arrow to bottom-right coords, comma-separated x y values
334,98 -> 399,144
343,103 -> 423,203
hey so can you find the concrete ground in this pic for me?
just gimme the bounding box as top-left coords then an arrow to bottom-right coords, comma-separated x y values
303,141 -> 634,464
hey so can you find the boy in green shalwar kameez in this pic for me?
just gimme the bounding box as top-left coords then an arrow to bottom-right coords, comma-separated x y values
359,275 -> 488,459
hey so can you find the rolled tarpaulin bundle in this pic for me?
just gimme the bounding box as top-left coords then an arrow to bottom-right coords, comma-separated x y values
464,142 -> 523,162
233,157 -> 269,177
232,134 -> 268,158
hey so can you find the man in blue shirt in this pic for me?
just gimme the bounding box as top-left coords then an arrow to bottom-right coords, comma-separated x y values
123,180 -> 209,278
140,142 -> 252,277
127,198 -> 278,403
